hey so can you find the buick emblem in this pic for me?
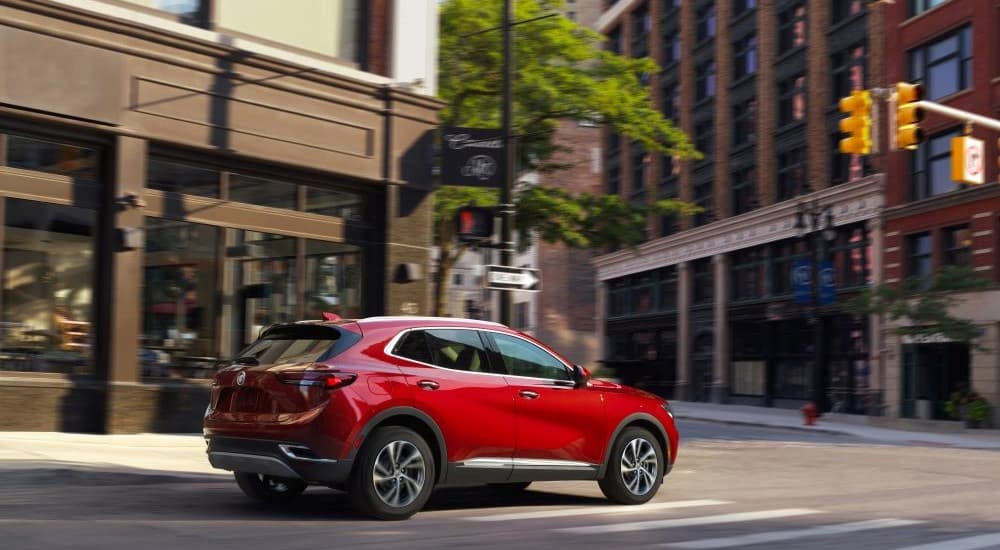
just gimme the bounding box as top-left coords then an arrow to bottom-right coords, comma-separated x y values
236,370 -> 246,386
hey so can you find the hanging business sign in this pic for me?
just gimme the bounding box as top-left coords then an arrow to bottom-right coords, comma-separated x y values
440,127 -> 505,188
792,259 -> 812,305
819,260 -> 836,305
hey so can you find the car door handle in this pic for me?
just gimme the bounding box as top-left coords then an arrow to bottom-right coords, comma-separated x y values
417,380 -> 439,390
519,390 -> 540,400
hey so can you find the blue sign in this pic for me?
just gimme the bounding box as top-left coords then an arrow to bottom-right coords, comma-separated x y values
792,259 -> 812,304
819,260 -> 836,305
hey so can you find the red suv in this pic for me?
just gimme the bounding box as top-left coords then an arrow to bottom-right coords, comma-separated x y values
204,317 -> 679,520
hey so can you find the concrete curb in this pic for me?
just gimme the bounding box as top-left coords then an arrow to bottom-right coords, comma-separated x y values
674,414 -> 850,436
0,462 -> 228,485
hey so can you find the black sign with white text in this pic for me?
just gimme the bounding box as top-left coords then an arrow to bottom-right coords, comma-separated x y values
441,127 -> 505,188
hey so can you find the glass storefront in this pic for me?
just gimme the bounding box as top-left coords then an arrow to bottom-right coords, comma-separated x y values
1,199 -> 95,374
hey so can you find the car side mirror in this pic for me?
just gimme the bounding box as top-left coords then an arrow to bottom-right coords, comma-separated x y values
572,365 -> 591,388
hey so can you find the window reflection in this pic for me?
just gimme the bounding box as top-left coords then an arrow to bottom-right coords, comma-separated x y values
1,199 -> 94,375
305,240 -> 362,320
305,186 -> 364,221
229,230 -> 298,353
141,219 -> 218,379
6,135 -> 98,183
147,159 -> 220,198
229,174 -> 298,209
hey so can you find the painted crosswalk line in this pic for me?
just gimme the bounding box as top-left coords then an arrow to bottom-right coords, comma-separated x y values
557,508 -> 822,535
464,499 -> 730,522
894,533 -> 1000,550
663,518 -> 925,549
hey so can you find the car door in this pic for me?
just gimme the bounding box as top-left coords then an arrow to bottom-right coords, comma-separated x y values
485,331 -> 606,479
390,327 -> 517,484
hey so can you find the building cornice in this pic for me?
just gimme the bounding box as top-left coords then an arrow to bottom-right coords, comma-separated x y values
595,0 -> 642,33
594,175 -> 885,281
884,182 -> 1000,221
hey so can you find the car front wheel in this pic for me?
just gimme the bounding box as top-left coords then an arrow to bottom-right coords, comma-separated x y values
349,426 -> 435,520
598,427 -> 663,505
234,472 -> 307,504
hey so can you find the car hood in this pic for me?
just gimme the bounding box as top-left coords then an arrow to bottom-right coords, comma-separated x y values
589,378 -> 663,401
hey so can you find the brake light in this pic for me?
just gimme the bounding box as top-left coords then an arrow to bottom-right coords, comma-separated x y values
276,370 -> 357,389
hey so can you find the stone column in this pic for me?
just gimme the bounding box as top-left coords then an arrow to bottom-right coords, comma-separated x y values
712,254 -> 730,403
676,261 -> 691,400
104,136 -> 147,433
866,216 -> 885,415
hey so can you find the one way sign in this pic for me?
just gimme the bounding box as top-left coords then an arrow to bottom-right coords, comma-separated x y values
485,265 -> 541,292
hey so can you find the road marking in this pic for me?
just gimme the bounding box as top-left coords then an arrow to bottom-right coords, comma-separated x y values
663,518 -> 924,549
557,508 -> 822,535
464,499 -> 729,522
894,533 -> 1000,550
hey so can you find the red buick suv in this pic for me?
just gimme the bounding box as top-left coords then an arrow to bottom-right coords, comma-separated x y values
204,316 -> 679,520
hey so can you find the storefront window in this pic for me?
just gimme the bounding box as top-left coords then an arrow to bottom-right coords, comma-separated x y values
6,135 -> 99,183
229,230 -> 298,353
1,199 -> 95,375
229,174 -> 298,210
147,159 -> 220,198
305,186 -> 364,221
141,219 -> 219,380
304,239 -> 362,319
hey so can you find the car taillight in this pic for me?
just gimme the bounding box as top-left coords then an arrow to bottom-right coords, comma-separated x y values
276,370 -> 357,389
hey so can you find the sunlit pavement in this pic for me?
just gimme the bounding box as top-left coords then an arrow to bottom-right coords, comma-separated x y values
1,420 -> 998,549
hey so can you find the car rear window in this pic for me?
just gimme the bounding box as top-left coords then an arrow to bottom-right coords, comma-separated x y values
238,325 -> 360,365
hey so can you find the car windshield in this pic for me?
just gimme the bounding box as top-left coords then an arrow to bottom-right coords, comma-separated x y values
236,325 -> 343,365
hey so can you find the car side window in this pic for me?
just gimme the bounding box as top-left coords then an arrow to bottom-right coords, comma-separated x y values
490,333 -> 570,381
398,329 -> 490,373
394,330 -> 433,364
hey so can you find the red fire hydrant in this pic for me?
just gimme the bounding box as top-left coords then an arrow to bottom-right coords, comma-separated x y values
801,401 -> 818,426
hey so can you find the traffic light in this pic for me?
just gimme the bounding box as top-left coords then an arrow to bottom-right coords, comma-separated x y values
455,206 -> 494,242
896,82 -> 925,150
838,90 -> 873,155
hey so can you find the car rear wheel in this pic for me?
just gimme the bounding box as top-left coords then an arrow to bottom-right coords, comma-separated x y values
598,427 -> 663,505
234,472 -> 307,504
349,426 -> 435,520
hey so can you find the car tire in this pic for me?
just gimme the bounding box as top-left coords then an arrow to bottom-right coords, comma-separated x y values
598,427 -> 663,505
349,426 -> 435,520
233,472 -> 307,504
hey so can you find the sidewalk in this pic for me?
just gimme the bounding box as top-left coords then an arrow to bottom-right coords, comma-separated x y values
673,401 -> 1000,449
0,403 -> 998,483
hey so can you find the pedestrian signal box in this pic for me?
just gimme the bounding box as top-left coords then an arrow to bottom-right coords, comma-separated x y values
456,206 -> 495,242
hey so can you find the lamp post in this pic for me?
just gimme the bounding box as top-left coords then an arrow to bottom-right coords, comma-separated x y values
794,200 -> 837,413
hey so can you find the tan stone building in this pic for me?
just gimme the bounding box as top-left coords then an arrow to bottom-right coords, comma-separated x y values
0,0 -> 441,432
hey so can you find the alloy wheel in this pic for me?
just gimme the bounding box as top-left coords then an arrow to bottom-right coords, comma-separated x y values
619,437 -> 658,496
372,440 -> 426,508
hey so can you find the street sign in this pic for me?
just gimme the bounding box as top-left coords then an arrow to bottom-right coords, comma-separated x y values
485,265 -> 541,292
951,135 -> 984,185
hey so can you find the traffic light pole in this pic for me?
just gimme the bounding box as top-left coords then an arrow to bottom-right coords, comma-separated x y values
912,101 -> 1000,133
499,0 -> 515,326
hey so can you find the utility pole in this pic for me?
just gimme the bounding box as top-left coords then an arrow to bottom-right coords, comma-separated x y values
499,0 -> 515,326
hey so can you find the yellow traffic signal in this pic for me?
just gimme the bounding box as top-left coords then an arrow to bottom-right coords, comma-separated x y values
896,82 -> 925,150
838,90 -> 872,155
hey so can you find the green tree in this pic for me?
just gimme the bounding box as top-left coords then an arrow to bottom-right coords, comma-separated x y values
434,0 -> 700,316
845,265 -> 992,346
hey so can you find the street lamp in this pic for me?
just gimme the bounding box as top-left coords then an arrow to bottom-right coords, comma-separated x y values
794,200 -> 837,413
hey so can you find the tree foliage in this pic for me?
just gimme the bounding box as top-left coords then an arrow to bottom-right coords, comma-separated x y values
434,0 -> 700,316
845,265 -> 992,346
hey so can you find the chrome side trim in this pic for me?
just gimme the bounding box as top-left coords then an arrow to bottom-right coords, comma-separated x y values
278,444 -> 339,464
208,452 -> 302,479
456,458 -> 598,471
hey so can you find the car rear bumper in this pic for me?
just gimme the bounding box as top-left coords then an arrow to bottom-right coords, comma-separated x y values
206,436 -> 353,485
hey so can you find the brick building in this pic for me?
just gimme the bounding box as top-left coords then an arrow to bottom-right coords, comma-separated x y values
592,0 -> 887,411
0,0 -> 441,432
880,0 -> 1000,425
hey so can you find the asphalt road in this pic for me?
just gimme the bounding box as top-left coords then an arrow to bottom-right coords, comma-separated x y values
1,420 -> 998,550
